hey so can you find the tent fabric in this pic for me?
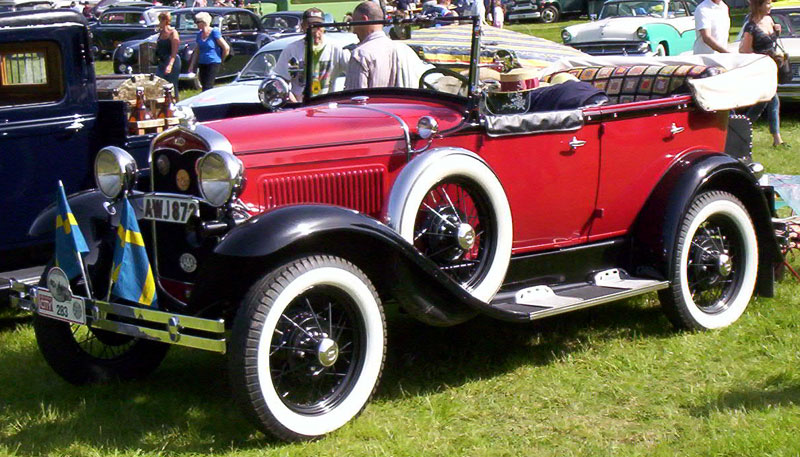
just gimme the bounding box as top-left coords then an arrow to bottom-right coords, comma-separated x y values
403,24 -> 588,69
541,53 -> 777,111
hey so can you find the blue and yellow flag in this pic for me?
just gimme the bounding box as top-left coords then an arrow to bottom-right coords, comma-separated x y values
111,197 -> 158,308
55,181 -> 89,281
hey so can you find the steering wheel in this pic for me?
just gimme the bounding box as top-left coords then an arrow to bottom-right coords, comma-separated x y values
419,67 -> 469,94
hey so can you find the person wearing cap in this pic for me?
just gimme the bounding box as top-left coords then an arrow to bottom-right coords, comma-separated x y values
274,8 -> 351,101
345,1 -> 428,89
186,11 -> 230,91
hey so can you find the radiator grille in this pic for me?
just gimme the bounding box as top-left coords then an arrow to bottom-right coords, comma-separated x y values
261,167 -> 385,216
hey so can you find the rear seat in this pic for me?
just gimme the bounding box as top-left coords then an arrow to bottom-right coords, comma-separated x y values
541,64 -> 725,104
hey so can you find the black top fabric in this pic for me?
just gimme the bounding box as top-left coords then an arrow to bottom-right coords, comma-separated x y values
743,20 -> 777,55
527,81 -> 608,112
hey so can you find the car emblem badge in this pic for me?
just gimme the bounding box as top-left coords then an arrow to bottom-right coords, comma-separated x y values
46,267 -> 72,303
176,169 -> 191,191
179,253 -> 197,273
174,137 -> 186,147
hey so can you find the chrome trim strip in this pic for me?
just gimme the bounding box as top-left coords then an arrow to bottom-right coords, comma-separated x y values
194,124 -> 234,154
8,284 -> 227,354
525,281 -> 669,320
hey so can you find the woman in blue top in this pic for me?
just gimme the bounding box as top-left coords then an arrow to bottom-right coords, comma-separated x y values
187,12 -> 230,91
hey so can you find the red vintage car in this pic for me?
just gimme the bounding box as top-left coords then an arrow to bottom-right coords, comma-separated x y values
7,17 -> 783,441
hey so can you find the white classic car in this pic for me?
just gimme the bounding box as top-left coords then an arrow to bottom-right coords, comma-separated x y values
561,0 -> 698,56
729,2 -> 800,101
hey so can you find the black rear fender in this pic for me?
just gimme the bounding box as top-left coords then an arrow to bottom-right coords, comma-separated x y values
631,151 -> 781,296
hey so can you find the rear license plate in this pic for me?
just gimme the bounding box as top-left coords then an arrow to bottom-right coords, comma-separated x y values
36,290 -> 86,325
142,195 -> 199,224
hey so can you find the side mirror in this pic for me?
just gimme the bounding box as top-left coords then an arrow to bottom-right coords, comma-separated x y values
258,76 -> 290,110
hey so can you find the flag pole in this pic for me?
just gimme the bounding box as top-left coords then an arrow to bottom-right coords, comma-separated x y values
76,250 -> 93,300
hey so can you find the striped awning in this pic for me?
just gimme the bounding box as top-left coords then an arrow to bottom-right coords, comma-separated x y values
403,24 -> 587,69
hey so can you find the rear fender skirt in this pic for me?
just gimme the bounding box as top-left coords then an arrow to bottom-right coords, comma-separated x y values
631,151 -> 781,296
202,204 -> 520,325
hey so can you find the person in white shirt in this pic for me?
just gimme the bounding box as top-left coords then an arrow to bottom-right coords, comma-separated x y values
693,0 -> 730,54
275,8 -> 351,101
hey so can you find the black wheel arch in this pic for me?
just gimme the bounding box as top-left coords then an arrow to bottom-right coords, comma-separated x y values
192,204 -> 505,326
631,151 -> 781,297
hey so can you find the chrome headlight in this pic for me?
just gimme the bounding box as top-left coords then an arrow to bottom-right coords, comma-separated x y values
197,151 -> 244,207
561,30 -> 571,42
122,46 -> 134,59
95,146 -> 138,199
636,27 -> 648,40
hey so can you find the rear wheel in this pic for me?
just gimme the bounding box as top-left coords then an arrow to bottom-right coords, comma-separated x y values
659,191 -> 758,330
655,43 -> 667,56
229,255 -> 386,441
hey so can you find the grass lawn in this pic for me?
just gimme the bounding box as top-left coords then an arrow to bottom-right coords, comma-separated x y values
1,21 -> 798,457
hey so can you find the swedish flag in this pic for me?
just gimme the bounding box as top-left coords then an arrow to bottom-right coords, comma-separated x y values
55,181 -> 89,281
111,197 -> 158,308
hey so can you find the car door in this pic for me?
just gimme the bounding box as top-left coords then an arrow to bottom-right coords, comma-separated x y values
480,125 -> 602,251
0,30 -> 97,250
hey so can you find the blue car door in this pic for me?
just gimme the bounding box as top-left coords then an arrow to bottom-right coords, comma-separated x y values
0,23 -> 98,251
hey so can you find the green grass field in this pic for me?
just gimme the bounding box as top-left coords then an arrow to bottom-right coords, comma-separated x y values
2,20 -> 799,457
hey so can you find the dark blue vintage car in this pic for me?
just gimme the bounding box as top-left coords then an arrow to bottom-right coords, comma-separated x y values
0,10 -> 152,273
89,6 -> 173,59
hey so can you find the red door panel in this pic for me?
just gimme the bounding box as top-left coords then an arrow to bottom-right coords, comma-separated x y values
479,125 -> 601,253
590,108 -> 727,240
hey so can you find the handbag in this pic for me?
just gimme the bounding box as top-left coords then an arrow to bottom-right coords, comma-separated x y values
774,39 -> 793,84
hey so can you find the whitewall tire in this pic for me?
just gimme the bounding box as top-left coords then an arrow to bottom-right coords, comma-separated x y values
229,255 -> 386,441
659,191 -> 758,330
393,151 -> 513,303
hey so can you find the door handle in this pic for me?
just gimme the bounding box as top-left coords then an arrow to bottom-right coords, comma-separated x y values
669,123 -> 685,136
65,118 -> 85,132
569,137 -> 587,150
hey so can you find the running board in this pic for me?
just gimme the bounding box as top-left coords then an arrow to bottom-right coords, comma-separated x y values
489,269 -> 669,321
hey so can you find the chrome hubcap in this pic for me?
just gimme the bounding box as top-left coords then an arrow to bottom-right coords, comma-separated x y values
317,338 -> 339,367
457,223 -> 476,250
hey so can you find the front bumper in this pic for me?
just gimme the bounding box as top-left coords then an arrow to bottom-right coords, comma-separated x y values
778,83 -> 800,102
568,40 -> 652,56
7,279 -> 227,354
508,10 -> 541,19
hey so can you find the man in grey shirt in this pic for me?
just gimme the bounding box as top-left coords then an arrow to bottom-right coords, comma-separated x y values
345,1 -> 427,89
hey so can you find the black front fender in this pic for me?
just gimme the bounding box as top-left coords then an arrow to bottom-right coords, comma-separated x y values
631,151 -> 781,295
28,189 -> 111,238
195,205 -> 518,325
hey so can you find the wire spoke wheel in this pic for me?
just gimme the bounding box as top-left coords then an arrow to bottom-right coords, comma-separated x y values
659,191 -> 758,330
269,287 -> 366,414
686,218 -> 744,313
413,179 -> 496,289
69,324 -> 137,360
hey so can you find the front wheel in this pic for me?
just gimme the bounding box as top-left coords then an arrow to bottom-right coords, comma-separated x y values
655,43 -> 667,56
659,191 -> 759,330
228,255 -> 386,441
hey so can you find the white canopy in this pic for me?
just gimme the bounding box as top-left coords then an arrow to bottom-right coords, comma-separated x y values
541,53 -> 777,112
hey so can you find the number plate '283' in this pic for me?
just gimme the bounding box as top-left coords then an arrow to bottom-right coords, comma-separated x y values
142,195 -> 199,224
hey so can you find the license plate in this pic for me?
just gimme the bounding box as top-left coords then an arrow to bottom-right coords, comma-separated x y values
142,195 -> 199,224
36,290 -> 86,325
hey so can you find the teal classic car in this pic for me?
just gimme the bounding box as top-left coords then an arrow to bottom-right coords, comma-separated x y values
561,0 -> 698,56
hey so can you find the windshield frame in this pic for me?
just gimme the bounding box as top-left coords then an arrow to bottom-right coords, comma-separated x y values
598,0 -> 668,19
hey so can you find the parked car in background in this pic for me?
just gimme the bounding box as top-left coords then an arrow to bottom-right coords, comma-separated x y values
261,10 -> 302,36
0,10 -> 154,278
113,7 -> 270,88
561,0 -> 697,56
90,6 -> 172,58
0,0 -> 55,12
7,15 -> 783,442
179,31 -> 358,113
730,2 -> 800,101
507,0 -> 596,23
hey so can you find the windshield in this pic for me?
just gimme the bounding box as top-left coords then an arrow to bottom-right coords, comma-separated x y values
172,11 -> 219,31
773,10 -> 800,37
262,14 -> 300,32
239,51 -> 280,80
599,0 -> 667,18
